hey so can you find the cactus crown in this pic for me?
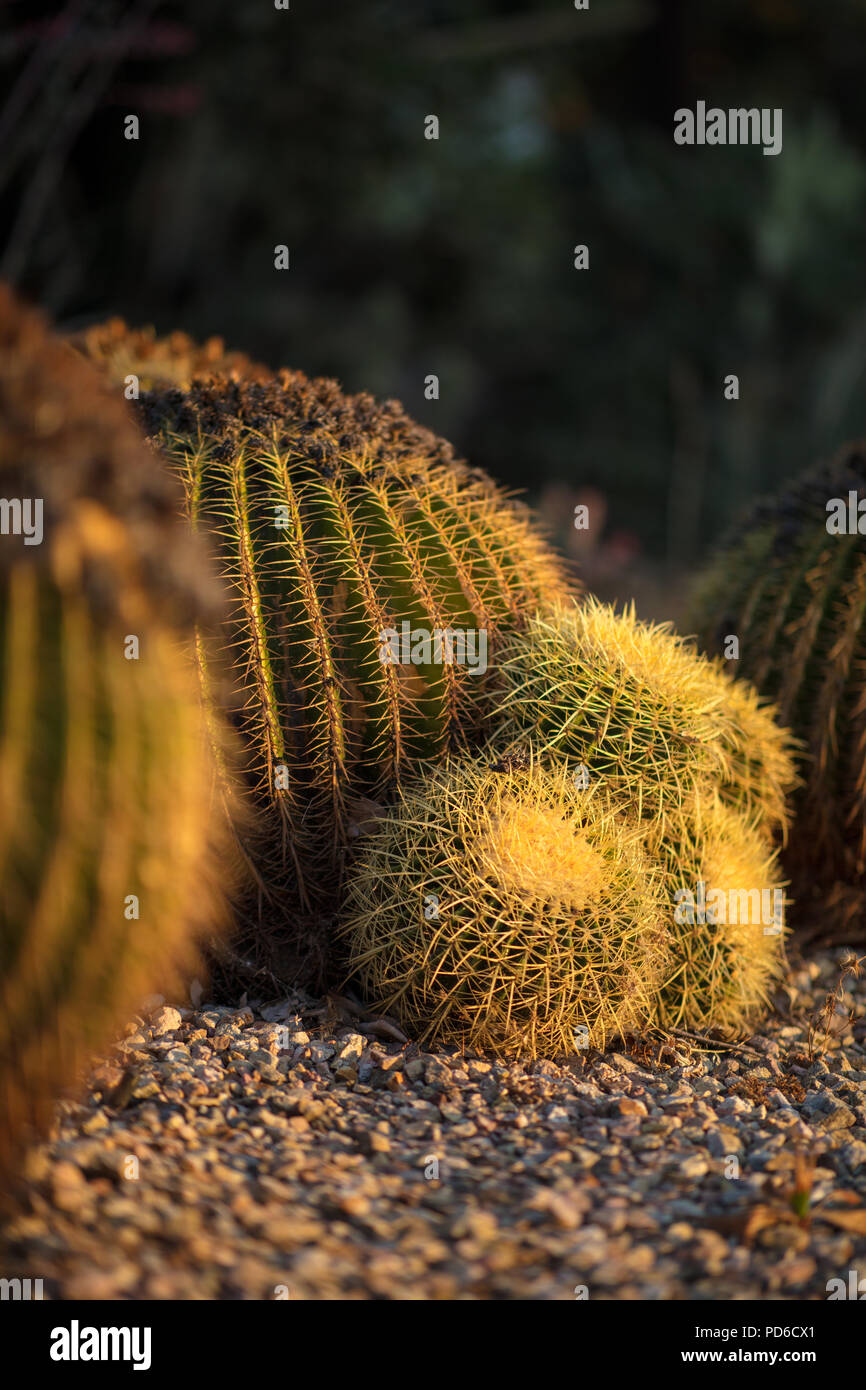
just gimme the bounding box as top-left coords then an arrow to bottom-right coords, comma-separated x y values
69,317 -> 270,392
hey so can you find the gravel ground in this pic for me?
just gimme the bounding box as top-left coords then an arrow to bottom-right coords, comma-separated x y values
3,950 -> 866,1300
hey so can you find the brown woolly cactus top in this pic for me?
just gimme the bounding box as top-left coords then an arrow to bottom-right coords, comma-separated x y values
68,317 -> 271,392
139,371 -> 490,486
0,286 -> 222,629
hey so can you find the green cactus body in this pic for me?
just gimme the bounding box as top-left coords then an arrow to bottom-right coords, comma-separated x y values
0,289 -> 236,1177
647,795 -> 787,1033
339,759 -> 670,1058
490,598 -> 796,843
687,443 -> 866,937
109,366 -> 577,977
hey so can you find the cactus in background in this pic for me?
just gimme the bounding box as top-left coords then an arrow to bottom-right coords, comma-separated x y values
0,287 -> 237,1178
686,442 -> 866,940
490,599 -> 796,843
339,759 -> 670,1058
80,357 -> 577,983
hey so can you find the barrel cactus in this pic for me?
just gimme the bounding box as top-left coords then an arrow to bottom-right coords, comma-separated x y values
339,759 -> 670,1058
468,598 -> 793,1038
686,441 -> 866,940
0,288 -> 236,1177
649,794 -> 787,1033
490,598 -> 796,842
74,330 -> 578,984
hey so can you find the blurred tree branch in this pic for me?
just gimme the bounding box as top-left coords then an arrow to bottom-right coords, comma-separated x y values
416,1 -> 653,62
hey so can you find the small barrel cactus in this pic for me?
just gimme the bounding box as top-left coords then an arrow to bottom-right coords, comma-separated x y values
686,441 -> 866,940
490,598 -> 796,842
339,759 -> 670,1058
0,288 -> 236,1177
648,794 -> 787,1033
75,337 -> 578,983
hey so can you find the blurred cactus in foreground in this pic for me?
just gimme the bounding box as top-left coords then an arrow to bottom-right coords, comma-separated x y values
0,288 -> 237,1178
687,442 -> 866,942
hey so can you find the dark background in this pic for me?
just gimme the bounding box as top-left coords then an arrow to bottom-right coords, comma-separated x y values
3,0 -> 866,617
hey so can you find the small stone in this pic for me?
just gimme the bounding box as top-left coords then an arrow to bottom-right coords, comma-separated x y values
333,1033 -> 366,1065
425,1057 -> 452,1088
546,1105 -> 571,1125
361,1131 -> 391,1155
527,1188 -> 589,1230
667,1222 -> 694,1241
150,1006 -> 183,1037
679,1155 -> 708,1179
51,1161 -> 88,1211
707,1127 -> 743,1157
611,1098 -> 648,1118
338,1192 -> 371,1218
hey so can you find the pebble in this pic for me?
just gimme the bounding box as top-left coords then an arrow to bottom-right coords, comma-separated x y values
3,950 -> 866,1299
150,1006 -> 183,1037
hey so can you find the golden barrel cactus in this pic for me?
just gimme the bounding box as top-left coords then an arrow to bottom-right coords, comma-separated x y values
0,288 -> 237,1177
339,759 -> 670,1058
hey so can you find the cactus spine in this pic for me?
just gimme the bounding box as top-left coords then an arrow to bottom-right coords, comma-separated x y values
0,289 -> 234,1176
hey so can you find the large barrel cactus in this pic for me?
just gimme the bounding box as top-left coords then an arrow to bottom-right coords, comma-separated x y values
77,328 -> 578,984
0,289 -> 236,1177
687,441 -> 866,940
